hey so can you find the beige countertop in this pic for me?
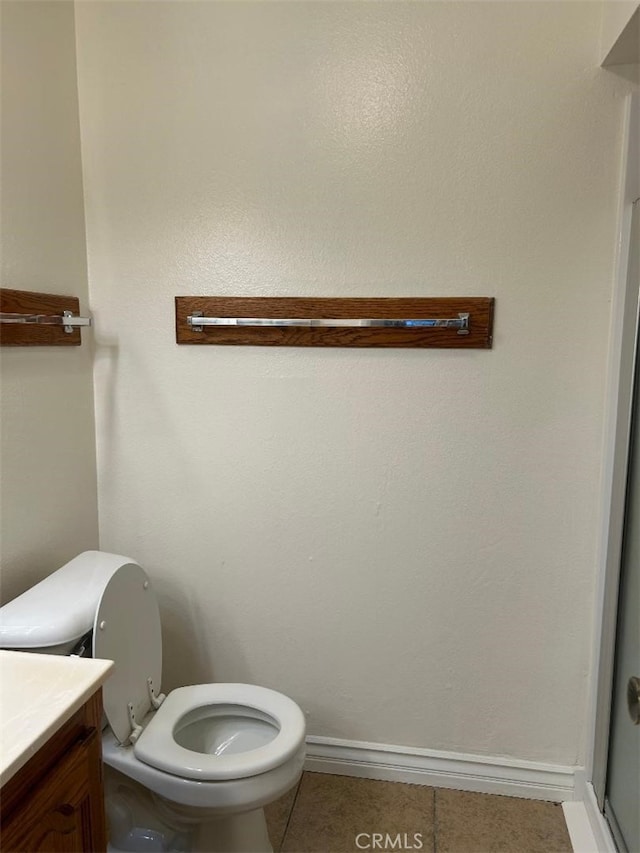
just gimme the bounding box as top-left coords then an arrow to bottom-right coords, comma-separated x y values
0,650 -> 113,786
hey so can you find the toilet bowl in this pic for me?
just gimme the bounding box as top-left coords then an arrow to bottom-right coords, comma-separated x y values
0,551 -> 306,853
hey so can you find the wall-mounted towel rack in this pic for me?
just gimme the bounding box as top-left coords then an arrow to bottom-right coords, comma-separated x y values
176,297 -> 494,348
0,311 -> 92,331
187,312 -> 470,333
0,289 -> 92,346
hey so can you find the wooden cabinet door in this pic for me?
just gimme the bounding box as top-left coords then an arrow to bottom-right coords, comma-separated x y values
1,727 -> 106,852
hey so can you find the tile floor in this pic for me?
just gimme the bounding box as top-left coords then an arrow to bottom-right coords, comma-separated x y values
264,773 -> 573,853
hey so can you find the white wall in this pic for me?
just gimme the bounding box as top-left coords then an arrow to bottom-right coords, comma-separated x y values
75,1 -> 632,765
0,1 -> 98,604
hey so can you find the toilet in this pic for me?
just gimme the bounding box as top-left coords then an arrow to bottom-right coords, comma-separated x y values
0,551 -> 306,853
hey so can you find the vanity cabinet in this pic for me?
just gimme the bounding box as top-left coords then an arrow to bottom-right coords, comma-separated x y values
0,690 -> 107,853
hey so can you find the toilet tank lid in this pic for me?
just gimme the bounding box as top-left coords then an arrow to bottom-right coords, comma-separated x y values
0,551 -> 140,649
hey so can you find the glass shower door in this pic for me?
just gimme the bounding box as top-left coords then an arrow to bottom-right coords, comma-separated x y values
604,202 -> 640,853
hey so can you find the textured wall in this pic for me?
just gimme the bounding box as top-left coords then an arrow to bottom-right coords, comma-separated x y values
0,1 -> 98,603
76,1 -> 630,764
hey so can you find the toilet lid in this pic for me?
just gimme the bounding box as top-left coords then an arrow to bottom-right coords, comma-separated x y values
93,563 -> 162,744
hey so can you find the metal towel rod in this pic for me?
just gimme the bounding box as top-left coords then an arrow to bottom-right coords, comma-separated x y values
0,311 -> 92,334
188,312 -> 470,335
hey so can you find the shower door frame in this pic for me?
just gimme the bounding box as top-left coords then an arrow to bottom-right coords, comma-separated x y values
590,91 -> 639,817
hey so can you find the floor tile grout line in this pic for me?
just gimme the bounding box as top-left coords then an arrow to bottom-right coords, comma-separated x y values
278,773 -> 304,852
433,787 -> 437,853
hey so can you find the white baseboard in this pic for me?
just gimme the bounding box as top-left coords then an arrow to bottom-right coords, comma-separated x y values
562,802 -> 602,853
580,783 -> 617,853
304,736 -> 580,803
561,783 -> 618,853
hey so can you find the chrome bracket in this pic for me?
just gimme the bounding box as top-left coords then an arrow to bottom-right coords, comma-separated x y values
457,313 -> 470,335
62,310 -> 86,334
189,311 -> 204,332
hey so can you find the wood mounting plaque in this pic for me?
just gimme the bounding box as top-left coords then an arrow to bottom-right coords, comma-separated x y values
0,288 -> 83,346
176,297 -> 494,348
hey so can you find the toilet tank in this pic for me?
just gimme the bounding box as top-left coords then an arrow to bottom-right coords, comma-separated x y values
0,551 -> 139,654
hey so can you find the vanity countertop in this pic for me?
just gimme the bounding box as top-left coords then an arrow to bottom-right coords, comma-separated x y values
0,649 -> 113,786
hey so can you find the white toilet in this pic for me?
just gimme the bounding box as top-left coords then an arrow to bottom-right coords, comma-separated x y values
0,551 -> 306,853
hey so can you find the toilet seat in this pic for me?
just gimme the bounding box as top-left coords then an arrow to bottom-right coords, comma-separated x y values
134,683 -> 306,781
